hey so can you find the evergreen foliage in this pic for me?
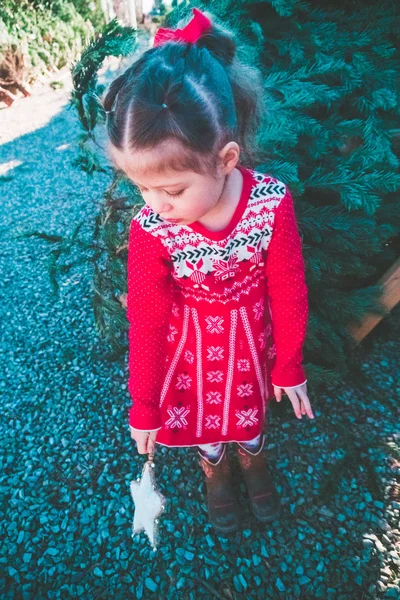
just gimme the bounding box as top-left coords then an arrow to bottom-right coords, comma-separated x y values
0,0 -> 98,81
51,1 -> 400,395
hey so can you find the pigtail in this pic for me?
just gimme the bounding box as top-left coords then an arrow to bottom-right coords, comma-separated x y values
194,12 -> 264,165
163,43 -> 191,108
102,53 -> 151,148
102,71 -> 130,148
195,21 -> 236,67
102,71 -> 128,113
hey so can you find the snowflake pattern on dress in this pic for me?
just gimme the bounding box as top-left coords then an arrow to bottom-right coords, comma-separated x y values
205,315 -> 224,334
206,370 -> 224,383
206,346 -> 224,361
211,255 -> 240,281
267,345 -> 277,359
186,257 -> 207,285
237,358 -> 251,372
205,415 -> 221,429
259,330 -> 267,350
237,383 -> 254,397
172,302 -> 179,317
184,349 -> 194,364
174,234 -> 192,250
236,408 -> 259,427
238,213 -> 259,236
167,324 -> 178,342
247,240 -> 265,269
165,405 -> 190,429
176,373 -> 192,390
253,299 -> 264,321
205,391 -> 222,405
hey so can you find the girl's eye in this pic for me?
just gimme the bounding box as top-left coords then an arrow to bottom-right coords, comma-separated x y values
167,190 -> 184,197
138,187 -> 184,198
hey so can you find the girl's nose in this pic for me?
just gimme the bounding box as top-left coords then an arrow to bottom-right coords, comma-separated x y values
148,193 -> 172,215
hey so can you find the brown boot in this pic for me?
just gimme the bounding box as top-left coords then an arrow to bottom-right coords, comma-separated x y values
198,444 -> 240,534
236,433 -> 280,522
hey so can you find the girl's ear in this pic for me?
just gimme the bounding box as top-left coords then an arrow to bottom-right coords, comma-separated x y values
218,141 -> 241,174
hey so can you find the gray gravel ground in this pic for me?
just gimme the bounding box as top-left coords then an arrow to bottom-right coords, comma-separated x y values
0,67 -> 399,599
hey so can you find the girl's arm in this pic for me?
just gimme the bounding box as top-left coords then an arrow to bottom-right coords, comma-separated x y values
265,186 -> 309,388
127,217 -> 174,431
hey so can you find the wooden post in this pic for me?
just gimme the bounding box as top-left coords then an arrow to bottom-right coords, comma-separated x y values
111,0 -> 138,26
126,0 -> 138,28
100,0 -> 116,22
348,256 -> 400,344
135,0 -> 144,24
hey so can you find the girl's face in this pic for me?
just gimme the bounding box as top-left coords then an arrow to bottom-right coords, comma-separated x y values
109,139 -> 240,225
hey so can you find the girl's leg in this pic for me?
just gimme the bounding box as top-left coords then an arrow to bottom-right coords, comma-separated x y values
239,432 -> 263,452
198,442 -> 224,463
197,441 -> 239,533
199,433 -> 263,461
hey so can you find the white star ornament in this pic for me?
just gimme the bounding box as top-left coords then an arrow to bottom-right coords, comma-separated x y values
130,458 -> 166,551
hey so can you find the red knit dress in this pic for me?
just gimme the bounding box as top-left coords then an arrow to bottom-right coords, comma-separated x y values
126,165 -> 308,447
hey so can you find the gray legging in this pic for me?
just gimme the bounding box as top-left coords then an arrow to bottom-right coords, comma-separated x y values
198,432 -> 263,461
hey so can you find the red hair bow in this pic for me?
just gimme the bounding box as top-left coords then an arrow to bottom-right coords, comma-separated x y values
153,8 -> 212,47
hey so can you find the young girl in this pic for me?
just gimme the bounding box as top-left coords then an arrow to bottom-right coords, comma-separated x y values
103,8 -> 314,535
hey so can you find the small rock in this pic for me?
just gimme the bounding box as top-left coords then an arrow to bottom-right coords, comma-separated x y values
385,586 -> 400,598
319,506 -> 334,518
375,539 -> 386,553
354,574 -> 363,586
145,578 -> 158,592
276,578 -> 286,592
316,560 -> 324,573
378,519 -> 391,531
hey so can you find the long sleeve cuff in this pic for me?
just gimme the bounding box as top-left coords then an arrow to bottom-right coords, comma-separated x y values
271,370 -> 308,388
129,404 -> 162,431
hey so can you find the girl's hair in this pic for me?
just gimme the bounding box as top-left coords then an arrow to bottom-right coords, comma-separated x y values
103,10 -> 265,175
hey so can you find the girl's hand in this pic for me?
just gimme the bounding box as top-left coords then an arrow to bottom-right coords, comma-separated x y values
130,427 -> 158,455
273,382 -> 315,420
